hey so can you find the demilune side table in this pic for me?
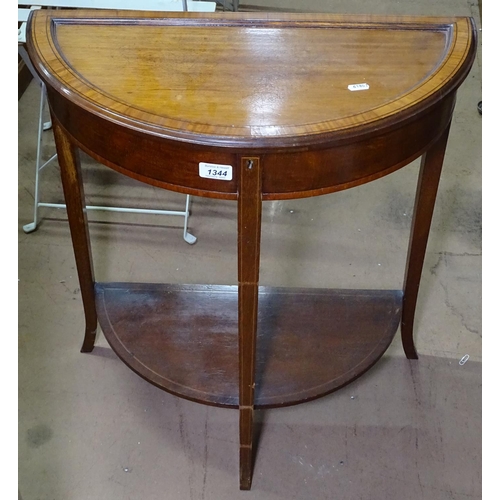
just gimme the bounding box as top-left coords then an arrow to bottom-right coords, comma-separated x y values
26,9 -> 476,489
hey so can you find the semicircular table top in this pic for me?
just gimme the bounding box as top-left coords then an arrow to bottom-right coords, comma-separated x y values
27,10 -> 476,148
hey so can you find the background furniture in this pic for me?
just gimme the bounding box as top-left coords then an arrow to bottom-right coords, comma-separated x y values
18,1 -> 217,243
26,9 -> 477,490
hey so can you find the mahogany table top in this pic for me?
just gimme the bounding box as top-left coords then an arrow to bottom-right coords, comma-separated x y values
28,10 -> 476,149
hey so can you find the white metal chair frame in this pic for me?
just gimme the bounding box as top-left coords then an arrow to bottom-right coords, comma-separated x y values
18,1 -> 218,244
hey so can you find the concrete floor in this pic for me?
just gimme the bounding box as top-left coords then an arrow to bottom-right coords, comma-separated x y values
18,1 -> 481,499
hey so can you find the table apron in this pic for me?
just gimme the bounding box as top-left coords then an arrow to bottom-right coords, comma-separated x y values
47,88 -> 456,201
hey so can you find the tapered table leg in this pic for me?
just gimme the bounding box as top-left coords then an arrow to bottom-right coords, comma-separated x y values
237,157 -> 262,490
52,119 -> 97,353
402,123 -> 451,359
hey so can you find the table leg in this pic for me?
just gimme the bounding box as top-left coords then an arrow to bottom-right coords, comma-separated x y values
402,123 -> 451,359
238,156 -> 262,490
53,120 -> 97,353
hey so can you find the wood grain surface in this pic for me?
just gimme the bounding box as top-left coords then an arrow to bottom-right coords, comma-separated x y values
95,283 -> 403,409
27,10 -> 476,148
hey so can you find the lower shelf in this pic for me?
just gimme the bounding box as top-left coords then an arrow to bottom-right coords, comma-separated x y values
95,283 -> 402,409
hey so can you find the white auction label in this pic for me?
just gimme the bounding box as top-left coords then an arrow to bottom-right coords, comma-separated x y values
348,83 -> 370,91
199,162 -> 233,181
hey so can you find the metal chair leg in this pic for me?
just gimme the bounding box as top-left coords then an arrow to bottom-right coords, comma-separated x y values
23,83 -> 47,233
183,195 -> 197,244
